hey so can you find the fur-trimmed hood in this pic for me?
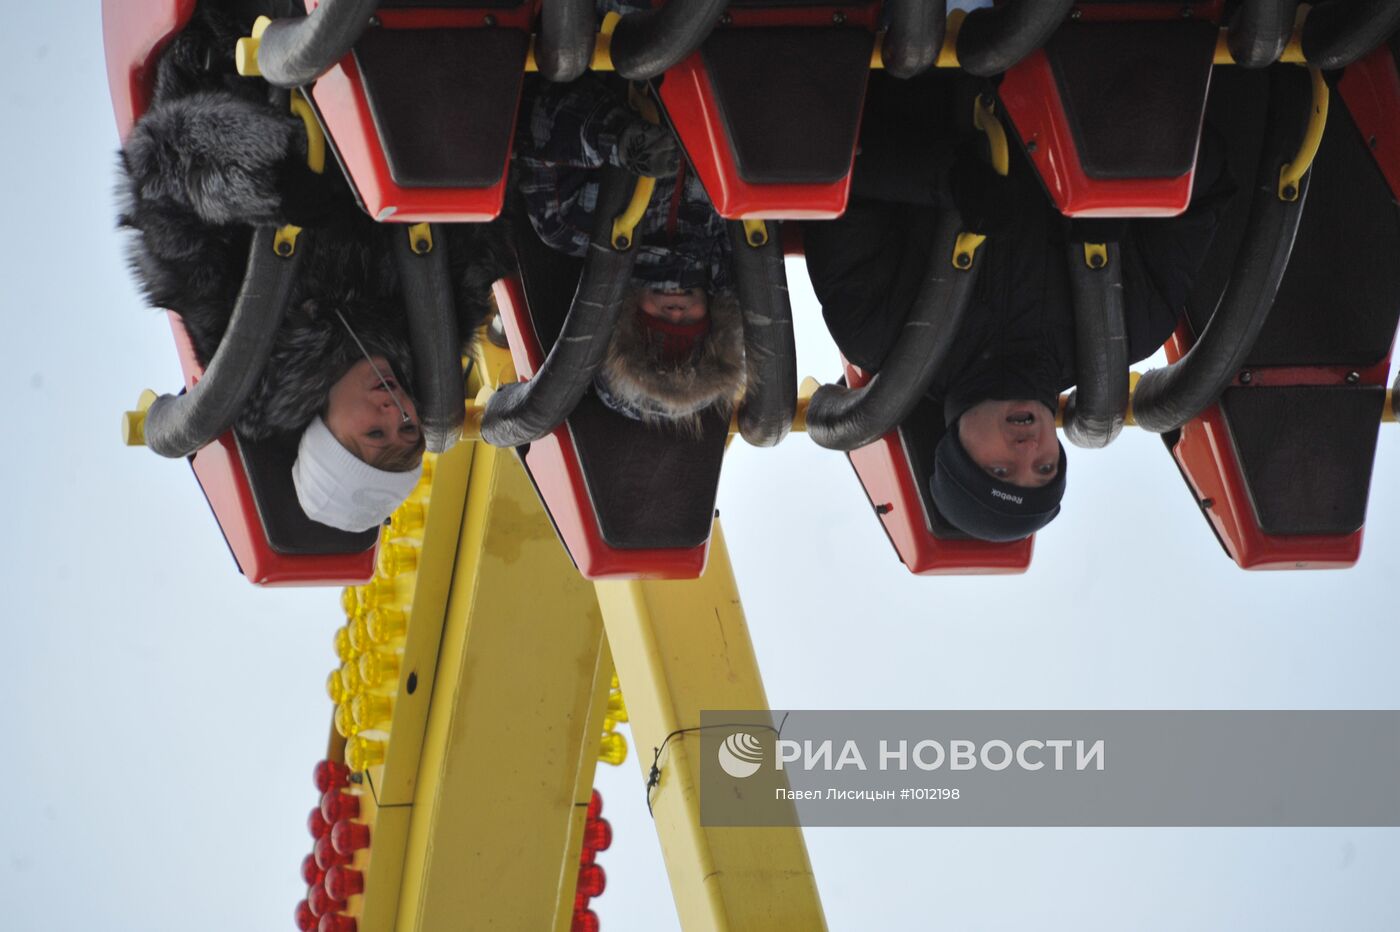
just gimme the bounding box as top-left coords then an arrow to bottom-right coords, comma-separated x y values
236,295 -> 416,441
593,286 -> 745,434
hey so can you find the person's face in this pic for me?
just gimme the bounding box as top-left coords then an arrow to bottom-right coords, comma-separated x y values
957,399 -> 1060,488
638,287 -> 708,324
325,357 -> 423,469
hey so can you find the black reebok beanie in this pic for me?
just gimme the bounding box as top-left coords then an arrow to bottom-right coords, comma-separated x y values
930,427 -> 1068,542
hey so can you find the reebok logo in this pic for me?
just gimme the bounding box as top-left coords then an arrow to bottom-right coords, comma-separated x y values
991,489 -> 1023,505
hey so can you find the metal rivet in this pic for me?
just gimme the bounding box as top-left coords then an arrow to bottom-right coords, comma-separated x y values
1026,140 -> 1038,154
483,13 -> 495,26
1346,371 -> 1360,384
1089,253 -> 1105,269
1282,184 -> 1298,200
615,236 -> 629,249
1369,136 -> 1379,149
720,12 -> 732,25
367,15 -> 379,27
414,239 -> 430,254
1201,498 -> 1214,510
1239,370 -> 1252,385
1181,6 -> 1193,18
954,253 -> 972,269
832,11 -> 846,24
1070,8 -> 1082,21
276,240 -> 293,256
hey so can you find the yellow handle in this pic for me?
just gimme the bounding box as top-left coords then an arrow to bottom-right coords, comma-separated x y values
952,96 -> 1011,270
1278,66 -> 1328,201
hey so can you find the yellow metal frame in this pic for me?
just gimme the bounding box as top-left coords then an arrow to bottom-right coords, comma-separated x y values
595,526 -> 827,932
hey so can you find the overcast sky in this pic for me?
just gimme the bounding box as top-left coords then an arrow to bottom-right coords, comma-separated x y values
3,4 -> 1398,931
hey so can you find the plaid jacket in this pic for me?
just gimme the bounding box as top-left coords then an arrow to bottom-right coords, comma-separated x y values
515,73 -> 731,293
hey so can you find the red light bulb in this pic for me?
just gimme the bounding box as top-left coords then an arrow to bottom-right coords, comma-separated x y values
332,819 -> 371,855
579,846 -> 595,865
314,760 -> 351,793
319,914 -> 358,932
584,817 -> 612,852
587,789 -> 602,821
315,835 -> 352,871
307,882 -> 345,918
295,899 -> 316,931
571,908 -> 600,932
577,863 -> 606,899
302,853 -> 325,887
325,865 -> 365,901
309,807 -> 331,840
321,790 -> 361,823
574,891 -> 588,913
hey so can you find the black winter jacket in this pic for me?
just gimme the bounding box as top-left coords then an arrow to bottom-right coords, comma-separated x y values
117,7 -> 510,441
805,73 -> 1234,418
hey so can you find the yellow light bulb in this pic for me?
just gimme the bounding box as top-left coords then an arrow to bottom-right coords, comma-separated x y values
607,691 -> 628,723
335,702 -> 360,739
599,732 -> 628,766
349,616 -> 373,654
610,673 -> 619,690
390,501 -> 425,537
367,607 -> 409,646
334,626 -> 357,664
361,577 -> 399,611
340,587 -> 360,619
326,669 -> 346,705
353,693 -> 394,730
359,650 -> 401,690
419,456 -> 435,484
340,660 -> 364,696
347,736 -> 387,771
377,542 -> 418,578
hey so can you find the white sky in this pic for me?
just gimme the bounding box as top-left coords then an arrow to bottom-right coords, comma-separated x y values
3,4 -> 1398,931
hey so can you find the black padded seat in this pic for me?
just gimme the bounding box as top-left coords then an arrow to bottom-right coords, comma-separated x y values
1244,101 -> 1400,368
354,27 -> 528,188
235,432 -> 380,555
512,200 -> 728,552
1044,20 -> 1217,180
568,397 -> 728,549
699,26 -> 873,185
1220,385 -> 1385,536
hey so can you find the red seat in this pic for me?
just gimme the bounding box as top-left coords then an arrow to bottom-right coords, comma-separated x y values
492,277 -> 713,580
657,4 -> 878,219
997,3 -> 1220,217
842,360 -> 1034,575
305,2 -> 532,222
105,2 -> 377,585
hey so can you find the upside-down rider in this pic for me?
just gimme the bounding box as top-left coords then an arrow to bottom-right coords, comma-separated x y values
805,71 -> 1235,542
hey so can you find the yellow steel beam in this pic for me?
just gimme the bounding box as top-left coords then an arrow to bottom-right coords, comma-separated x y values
394,414 -> 611,932
595,525 -> 827,932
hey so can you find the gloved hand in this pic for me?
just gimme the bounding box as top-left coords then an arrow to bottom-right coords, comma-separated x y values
617,119 -> 680,178
949,138 -> 1015,236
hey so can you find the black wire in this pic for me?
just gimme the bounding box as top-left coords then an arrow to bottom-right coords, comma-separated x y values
644,713 -> 790,817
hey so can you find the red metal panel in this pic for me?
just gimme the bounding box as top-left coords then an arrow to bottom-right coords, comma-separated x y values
998,49 -> 1199,218
1338,45 -> 1400,202
841,360 -> 1034,575
491,280 -> 712,580
310,53 -> 515,223
305,2 -> 531,222
1161,327 -> 1372,570
101,0 -> 197,140
658,53 -> 855,220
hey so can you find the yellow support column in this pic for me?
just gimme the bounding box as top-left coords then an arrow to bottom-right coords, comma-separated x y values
595,527 -> 828,932
392,364 -> 614,932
